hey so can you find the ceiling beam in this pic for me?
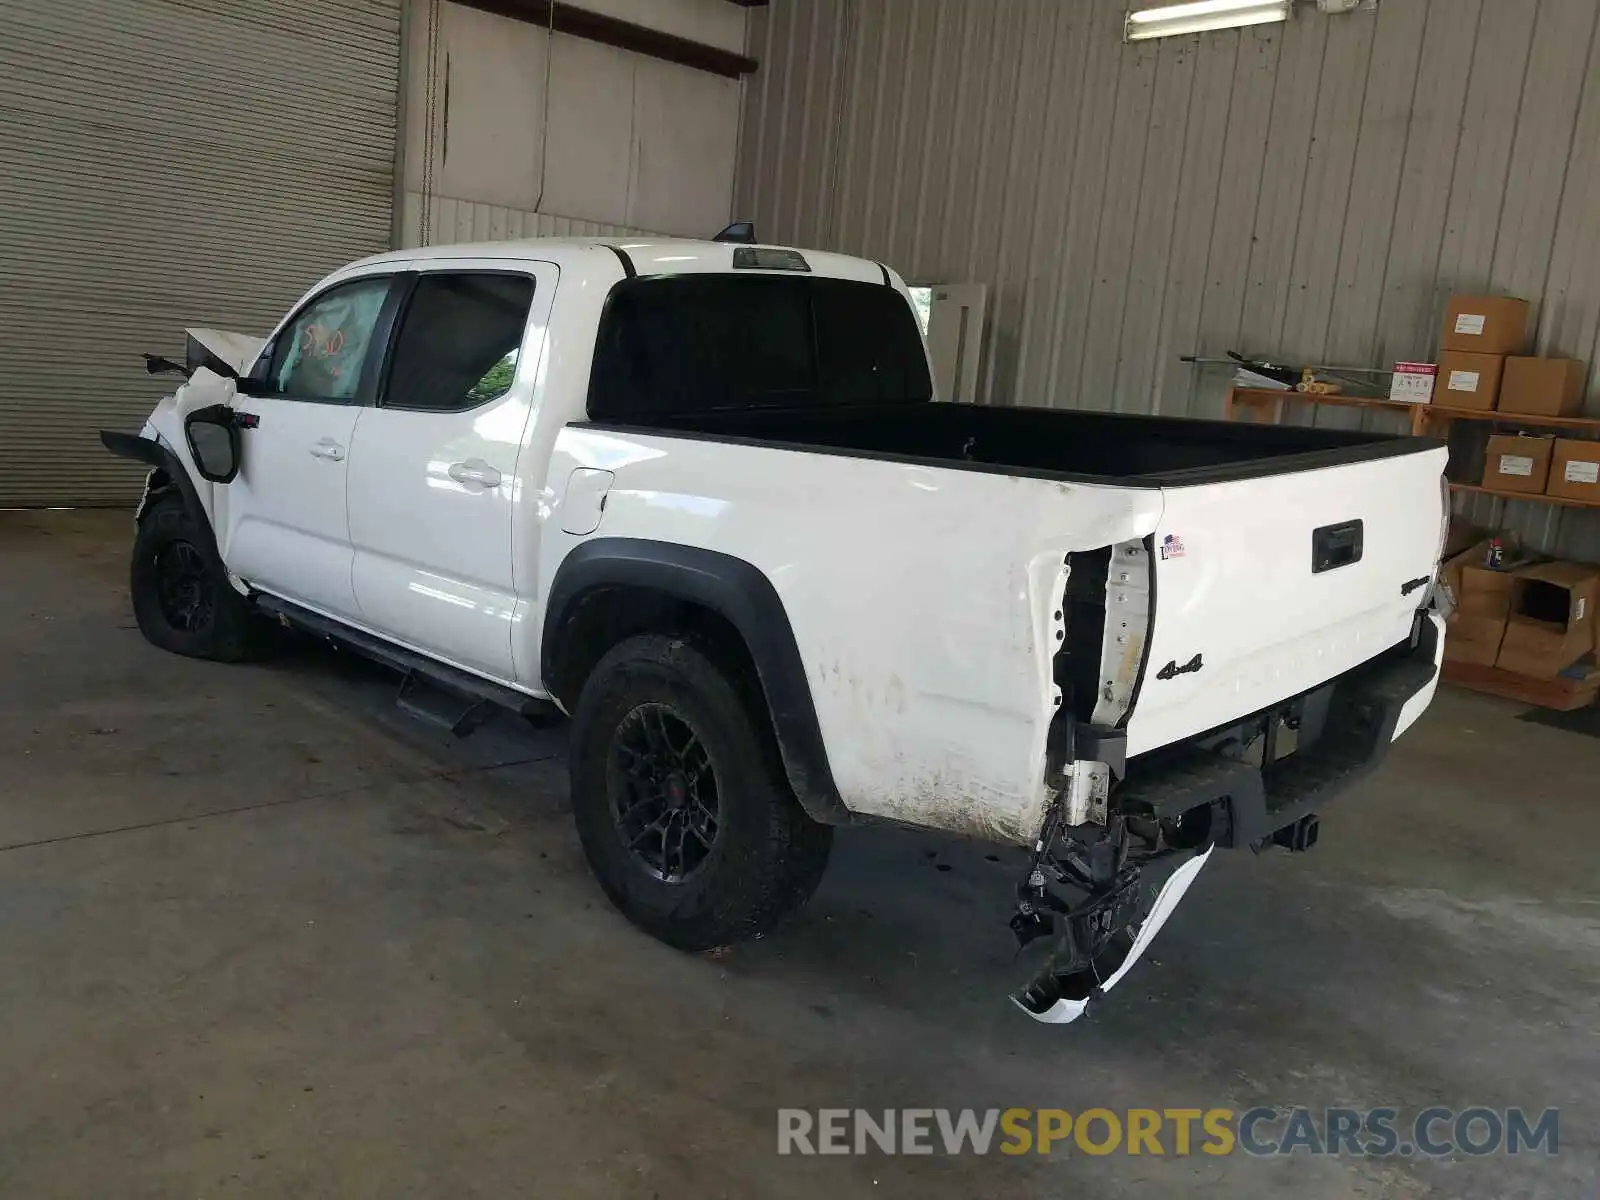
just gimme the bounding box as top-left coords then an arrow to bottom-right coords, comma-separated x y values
453,0 -> 759,78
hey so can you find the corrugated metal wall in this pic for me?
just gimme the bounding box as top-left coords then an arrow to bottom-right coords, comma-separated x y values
734,0 -> 1600,560
398,192 -> 649,247
0,0 -> 401,508
396,0 -> 742,247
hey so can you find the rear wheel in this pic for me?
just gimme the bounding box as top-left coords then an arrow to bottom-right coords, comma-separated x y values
131,493 -> 261,661
570,634 -> 833,950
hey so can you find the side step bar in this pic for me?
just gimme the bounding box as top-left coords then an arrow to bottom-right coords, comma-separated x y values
396,671 -> 498,737
252,593 -> 560,735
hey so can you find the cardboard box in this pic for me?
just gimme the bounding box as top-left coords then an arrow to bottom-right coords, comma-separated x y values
1389,362 -> 1436,405
1439,538 -> 1504,607
1434,350 -> 1504,410
1494,561 -> 1600,679
1442,546 -> 1520,665
1446,614 -> 1510,666
1456,561 -> 1520,618
1481,433 -> 1554,493
1498,357 -> 1588,417
1548,438 -> 1600,502
1441,294 -> 1529,355
1440,538 -> 1492,600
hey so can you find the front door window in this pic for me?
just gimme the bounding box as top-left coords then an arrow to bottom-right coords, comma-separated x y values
269,277 -> 392,402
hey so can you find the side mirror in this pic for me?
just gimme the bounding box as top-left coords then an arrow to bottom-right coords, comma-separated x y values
143,353 -> 192,379
184,405 -> 241,483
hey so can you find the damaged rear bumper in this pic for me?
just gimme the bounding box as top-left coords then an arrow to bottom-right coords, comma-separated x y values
1014,845 -> 1213,1024
1114,610 -> 1441,848
1012,610 -> 1441,1024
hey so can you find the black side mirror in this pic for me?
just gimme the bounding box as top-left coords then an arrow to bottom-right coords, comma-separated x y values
185,405 -> 242,483
143,353 -> 192,379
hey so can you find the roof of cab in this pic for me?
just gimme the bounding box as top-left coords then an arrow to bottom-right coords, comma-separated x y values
342,237 -> 897,287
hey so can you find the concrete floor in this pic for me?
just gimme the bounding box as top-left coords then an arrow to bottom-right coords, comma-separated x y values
1,510 -> 1595,1199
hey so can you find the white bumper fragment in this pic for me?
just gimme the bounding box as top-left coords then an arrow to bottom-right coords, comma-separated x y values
1390,610 -> 1445,743
1014,845 -> 1214,1025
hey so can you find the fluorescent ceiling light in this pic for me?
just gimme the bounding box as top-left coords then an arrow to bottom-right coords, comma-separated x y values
1126,0 -> 1292,40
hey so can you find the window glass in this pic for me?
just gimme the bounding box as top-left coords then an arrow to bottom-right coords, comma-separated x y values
384,273 -> 536,412
270,277 -> 391,401
907,285 -> 934,336
812,278 -> 933,406
587,275 -> 931,419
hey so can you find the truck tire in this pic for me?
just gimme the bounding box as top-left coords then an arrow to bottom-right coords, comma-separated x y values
569,633 -> 833,951
130,493 -> 261,662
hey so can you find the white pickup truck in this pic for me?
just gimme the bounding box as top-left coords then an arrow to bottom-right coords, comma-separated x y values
103,235 -> 1449,1022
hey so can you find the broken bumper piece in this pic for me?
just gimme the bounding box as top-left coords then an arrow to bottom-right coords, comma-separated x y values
1011,846 -> 1212,1025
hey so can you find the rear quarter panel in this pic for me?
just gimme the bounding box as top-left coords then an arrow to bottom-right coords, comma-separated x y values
535,427 -> 1162,844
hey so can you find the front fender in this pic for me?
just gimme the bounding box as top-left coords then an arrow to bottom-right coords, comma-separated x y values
99,429 -> 227,577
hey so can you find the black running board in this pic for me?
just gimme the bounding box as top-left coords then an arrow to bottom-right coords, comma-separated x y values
252,593 -> 560,734
396,671 -> 500,737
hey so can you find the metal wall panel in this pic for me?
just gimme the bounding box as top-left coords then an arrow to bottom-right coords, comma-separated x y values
0,0 -> 401,508
736,0 -> 1600,558
401,0 -> 744,242
398,191 -> 650,245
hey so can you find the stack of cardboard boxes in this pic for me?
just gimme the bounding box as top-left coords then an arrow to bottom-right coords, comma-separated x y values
1442,538 -> 1600,693
1434,295 -> 1528,411
1432,292 -> 1600,696
1482,434 -> 1600,501
1383,293 -> 1600,703
1426,292 -> 1600,500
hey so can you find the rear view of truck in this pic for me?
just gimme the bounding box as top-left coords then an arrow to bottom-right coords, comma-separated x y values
1013,446 -> 1449,1021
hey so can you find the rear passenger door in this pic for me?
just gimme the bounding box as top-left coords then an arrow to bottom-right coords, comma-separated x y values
346,263 -> 553,683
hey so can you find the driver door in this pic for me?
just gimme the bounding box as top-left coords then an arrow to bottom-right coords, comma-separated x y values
217,272 -> 400,621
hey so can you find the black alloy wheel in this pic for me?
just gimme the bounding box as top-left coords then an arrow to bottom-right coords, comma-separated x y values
609,702 -> 721,883
153,540 -> 215,633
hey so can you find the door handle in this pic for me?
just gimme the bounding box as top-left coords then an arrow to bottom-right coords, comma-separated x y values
448,460 -> 502,488
1312,519 -> 1363,574
309,439 -> 345,462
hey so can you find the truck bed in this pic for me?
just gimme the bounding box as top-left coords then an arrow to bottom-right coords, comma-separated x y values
595,402 -> 1432,487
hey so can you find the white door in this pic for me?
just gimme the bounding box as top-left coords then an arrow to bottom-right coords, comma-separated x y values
221,274 -> 398,620
922,283 -> 988,404
346,263 -> 554,683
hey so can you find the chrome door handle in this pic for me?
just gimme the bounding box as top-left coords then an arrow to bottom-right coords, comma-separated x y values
448,460 -> 502,488
309,439 -> 345,462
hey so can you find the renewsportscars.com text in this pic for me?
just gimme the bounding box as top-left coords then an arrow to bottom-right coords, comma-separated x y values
777,1107 -> 1559,1158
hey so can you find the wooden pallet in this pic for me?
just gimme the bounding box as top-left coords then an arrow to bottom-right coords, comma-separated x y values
1441,661 -> 1600,711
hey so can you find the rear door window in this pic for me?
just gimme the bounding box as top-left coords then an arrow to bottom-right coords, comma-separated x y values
382,272 -> 536,412
588,275 -> 930,419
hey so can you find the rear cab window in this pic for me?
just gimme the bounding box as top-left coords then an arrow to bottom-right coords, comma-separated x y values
587,275 -> 932,420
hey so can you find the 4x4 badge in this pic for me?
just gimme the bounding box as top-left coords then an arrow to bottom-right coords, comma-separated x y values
1156,653 -> 1203,680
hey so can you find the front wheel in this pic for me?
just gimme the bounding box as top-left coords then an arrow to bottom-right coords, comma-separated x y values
130,493 -> 262,661
569,634 -> 833,951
